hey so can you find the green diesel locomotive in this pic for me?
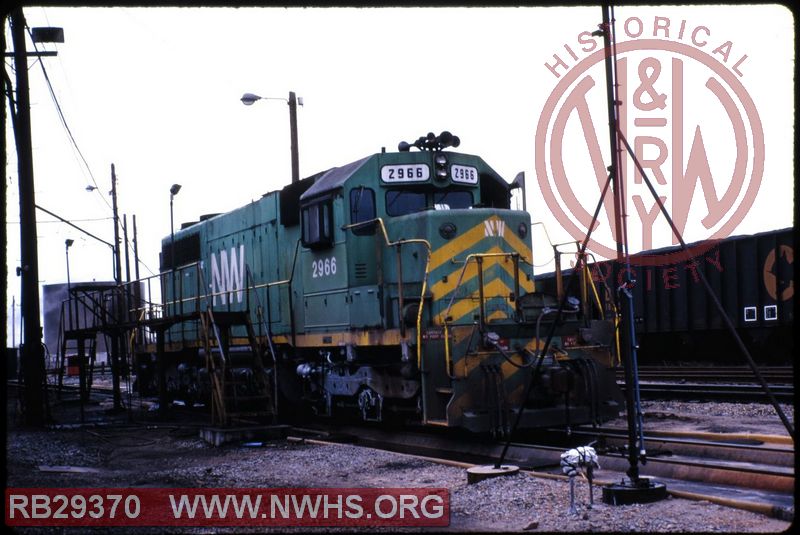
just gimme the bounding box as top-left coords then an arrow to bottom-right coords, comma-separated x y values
138,132 -> 622,434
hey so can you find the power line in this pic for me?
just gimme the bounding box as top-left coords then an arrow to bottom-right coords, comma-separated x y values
7,216 -> 113,224
26,25 -> 112,213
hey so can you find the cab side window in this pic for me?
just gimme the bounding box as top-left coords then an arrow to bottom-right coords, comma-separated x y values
350,187 -> 376,236
302,198 -> 334,249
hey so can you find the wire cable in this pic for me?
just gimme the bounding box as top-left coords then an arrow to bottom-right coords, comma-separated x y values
25,25 -> 111,213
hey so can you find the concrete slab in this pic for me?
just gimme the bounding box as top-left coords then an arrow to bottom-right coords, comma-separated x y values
199,425 -> 290,447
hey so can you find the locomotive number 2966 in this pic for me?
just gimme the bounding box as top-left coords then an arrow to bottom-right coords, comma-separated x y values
311,256 -> 337,278
380,164 -> 429,183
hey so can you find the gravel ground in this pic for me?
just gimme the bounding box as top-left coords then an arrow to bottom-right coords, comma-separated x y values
4,397 -> 794,533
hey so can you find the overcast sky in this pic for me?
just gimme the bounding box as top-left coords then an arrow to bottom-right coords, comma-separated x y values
5,5 -> 795,345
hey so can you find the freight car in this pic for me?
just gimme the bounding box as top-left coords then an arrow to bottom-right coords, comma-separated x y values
534,228 -> 794,365
132,132 -> 623,434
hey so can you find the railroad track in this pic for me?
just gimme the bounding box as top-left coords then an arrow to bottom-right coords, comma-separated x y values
617,365 -> 794,383
628,382 -> 794,402
290,423 -> 794,521
9,379 -> 794,518
615,366 -> 794,402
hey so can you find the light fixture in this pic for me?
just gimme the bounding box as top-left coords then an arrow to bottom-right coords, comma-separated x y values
435,154 -> 448,180
170,183 -> 182,197
31,27 -> 64,44
241,91 -> 303,183
65,239 -> 74,248
240,93 -> 261,106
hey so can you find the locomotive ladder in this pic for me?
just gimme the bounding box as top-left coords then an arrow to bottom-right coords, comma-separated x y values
200,308 -> 275,426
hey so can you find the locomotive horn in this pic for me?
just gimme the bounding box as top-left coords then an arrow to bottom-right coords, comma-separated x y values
438,131 -> 454,147
398,141 -> 411,152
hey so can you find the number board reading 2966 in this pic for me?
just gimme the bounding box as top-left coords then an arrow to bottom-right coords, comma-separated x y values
380,164 -> 429,183
450,165 -> 478,184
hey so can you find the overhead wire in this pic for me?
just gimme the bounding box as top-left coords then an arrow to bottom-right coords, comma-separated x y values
17,19 -> 157,278
25,26 -> 111,212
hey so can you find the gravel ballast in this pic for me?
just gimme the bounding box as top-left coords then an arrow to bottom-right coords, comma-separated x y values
5,399 -> 794,532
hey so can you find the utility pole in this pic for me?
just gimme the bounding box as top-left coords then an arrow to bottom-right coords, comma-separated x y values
10,8 -> 46,426
133,215 -> 143,346
110,164 -> 123,410
288,91 -> 300,183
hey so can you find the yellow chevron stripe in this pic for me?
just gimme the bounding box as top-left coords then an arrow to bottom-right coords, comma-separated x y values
431,243 -> 534,298
431,245 -> 505,297
487,309 -> 508,322
429,217 -> 499,272
504,225 -> 534,265
442,277 -> 516,324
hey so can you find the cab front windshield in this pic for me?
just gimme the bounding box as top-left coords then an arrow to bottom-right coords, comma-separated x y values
386,189 -> 473,216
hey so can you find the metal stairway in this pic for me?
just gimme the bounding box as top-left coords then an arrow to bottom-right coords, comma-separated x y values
200,308 -> 275,426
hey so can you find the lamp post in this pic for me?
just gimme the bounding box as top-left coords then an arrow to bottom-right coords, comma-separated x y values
65,239 -> 74,327
240,91 -> 302,183
65,239 -> 74,285
169,184 -> 182,317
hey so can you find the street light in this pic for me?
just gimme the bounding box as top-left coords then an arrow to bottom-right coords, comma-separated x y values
65,238 -> 74,278
240,91 -> 302,183
65,239 -> 74,328
169,184 -> 182,316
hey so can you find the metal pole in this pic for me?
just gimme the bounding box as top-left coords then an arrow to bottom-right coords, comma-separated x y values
123,215 -> 131,285
123,214 -> 132,320
133,215 -> 143,345
110,164 -> 123,410
11,8 -> 46,426
600,3 -> 639,483
65,242 -> 72,327
157,328 -> 167,418
12,296 -> 16,349
122,215 -> 132,388
170,192 -> 176,319
288,91 -> 299,183
600,3 -> 653,493
132,215 -> 141,281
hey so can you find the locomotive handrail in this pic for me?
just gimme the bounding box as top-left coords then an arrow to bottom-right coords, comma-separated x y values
121,241 -> 301,349
343,217 -> 432,369
440,251 -> 526,379
245,264 -> 280,417
446,252 -> 534,267
580,251 -> 621,366
440,252 -> 523,325
530,221 -> 557,268
344,217 -> 433,424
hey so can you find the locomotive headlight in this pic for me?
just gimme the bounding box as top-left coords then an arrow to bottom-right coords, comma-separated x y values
434,154 -> 448,180
517,222 -> 528,239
